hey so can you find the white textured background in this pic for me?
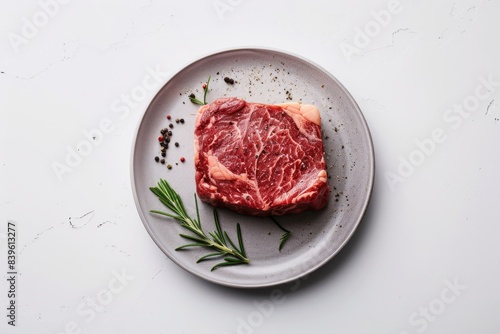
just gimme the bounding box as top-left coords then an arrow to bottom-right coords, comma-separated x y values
1,0 -> 499,333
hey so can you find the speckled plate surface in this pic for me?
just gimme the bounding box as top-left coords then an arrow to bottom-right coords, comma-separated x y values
131,48 -> 374,288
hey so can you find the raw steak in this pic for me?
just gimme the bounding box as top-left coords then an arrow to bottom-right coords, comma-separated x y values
194,97 -> 330,216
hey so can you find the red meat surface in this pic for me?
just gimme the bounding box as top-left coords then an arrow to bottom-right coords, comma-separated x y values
194,97 -> 329,216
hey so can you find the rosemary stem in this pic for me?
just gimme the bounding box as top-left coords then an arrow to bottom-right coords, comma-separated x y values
150,179 -> 250,269
207,241 -> 249,263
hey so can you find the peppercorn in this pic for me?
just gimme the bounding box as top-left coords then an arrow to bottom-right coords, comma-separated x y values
189,93 -> 195,99
166,115 -> 171,120
169,124 -> 173,129
180,157 -> 185,163
154,156 -> 159,162
167,164 -> 172,169
161,152 -> 166,157
160,159 -> 165,164
168,131 -> 172,136
175,142 -> 179,147
180,118 -> 185,124
158,136 -> 164,141
224,77 -> 235,84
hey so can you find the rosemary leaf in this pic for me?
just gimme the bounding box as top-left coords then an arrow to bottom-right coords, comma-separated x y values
211,260 -> 247,271
189,97 -> 205,106
223,231 -> 240,255
196,252 -> 223,263
270,217 -> 293,252
176,243 -> 211,250
203,76 -> 211,105
194,194 -> 202,229
178,234 -> 210,244
149,209 -> 183,221
279,231 -> 292,251
237,223 -> 247,257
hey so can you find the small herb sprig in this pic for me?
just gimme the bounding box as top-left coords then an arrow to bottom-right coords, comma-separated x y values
150,179 -> 250,271
189,76 -> 211,105
270,217 -> 293,251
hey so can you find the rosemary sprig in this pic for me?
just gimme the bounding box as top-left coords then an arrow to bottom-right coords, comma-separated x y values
149,178 -> 249,271
189,76 -> 211,105
270,217 -> 293,251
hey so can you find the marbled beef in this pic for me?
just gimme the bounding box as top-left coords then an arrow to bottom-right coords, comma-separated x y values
194,98 -> 329,216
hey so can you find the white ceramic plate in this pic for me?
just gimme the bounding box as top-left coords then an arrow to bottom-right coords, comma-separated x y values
131,48 -> 374,288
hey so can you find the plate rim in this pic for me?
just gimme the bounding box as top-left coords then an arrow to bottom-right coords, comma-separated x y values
130,46 -> 375,288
